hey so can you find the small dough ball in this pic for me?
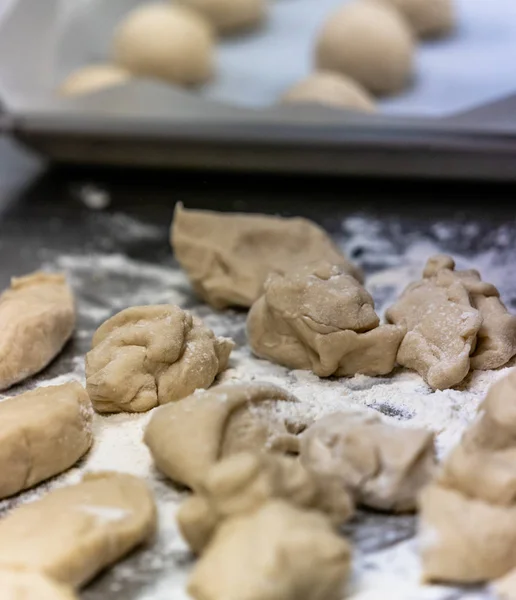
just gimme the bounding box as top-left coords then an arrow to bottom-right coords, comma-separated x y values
315,1 -> 415,96
376,0 -> 455,39
113,3 -> 215,86
176,0 -> 266,34
59,65 -> 130,97
280,72 -> 376,112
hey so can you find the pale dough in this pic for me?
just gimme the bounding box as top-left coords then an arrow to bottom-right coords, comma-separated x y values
300,411 -> 435,512
188,500 -> 351,600
85,304 -> 233,413
113,3 -> 215,86
247,261 -> 403,377
0,472 -> 156,588
176,0 -> 266,34
0,382 -> 93,500
0,272 -> 75,391
59,64 -> 130,96
280,71 -> 376,112
375,0 -> 455,39
0,570 -> 77,600
144,382 -> 307,491
494,569 -> 516,600
171,203 -> 362,309
315,0 -> 415,96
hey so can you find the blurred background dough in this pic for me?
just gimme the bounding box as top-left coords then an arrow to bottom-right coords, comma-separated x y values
375,0 -> 455,39
59,64 -> 130,97
176,0 -> 267,35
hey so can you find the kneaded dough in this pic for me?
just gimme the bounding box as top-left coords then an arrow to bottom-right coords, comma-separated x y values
59,64 -> 130,96
494,569 -> 516,600
0,472 -> 156,588
85,305 -> 233,413
280,71 -> 376,112
300,411 -> 435,512
188,500 -> 351,600
112,3 -> 214,85
247,261 -> 403,377
0,382 -> 93,500
0,570 -> 77,600
315,1 -> 415,96
177,0 -> 266,34
0,272 -> 75,391
376,0 -> 455,39
144,382 -> 307,491
171,203 -> 362,309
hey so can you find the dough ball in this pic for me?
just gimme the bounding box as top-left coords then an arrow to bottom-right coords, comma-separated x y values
176,0 -> 266,34
0,570 -> 77,600
376,0 -> 455,39
112,3 -> 215,86
59,65 -> 130,97
280,71 -> 376,112
315,1 -> 415,96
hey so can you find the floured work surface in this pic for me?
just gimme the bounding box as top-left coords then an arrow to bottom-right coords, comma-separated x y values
1,191 -> 516,599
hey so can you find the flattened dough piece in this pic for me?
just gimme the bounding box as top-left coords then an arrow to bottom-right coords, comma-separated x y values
85,305 -> 234,413
0,382 -> 93,499
0,272 -> 75,391
300,411 -> 435,512
188,500 -> 351,600
0,570 -> 77,600
145,382 -> 306,491
247,261 -> 403,377
0,472 -> 156,588
494,569 -> 516,599
59,64 -> 130,96
171,204 -> 362,309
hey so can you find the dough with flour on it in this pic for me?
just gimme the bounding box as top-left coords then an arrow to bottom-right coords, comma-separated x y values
0,382 -> 93,500
145,382 -> 307,491
300,411 -> 435,512
0,472 -> 156,588
59,64 -> 130,96
171,203 -> 362,309
0,272 -> 75,391
1,570 -> 78,600
177,0 -> 266,34
315,1 -> 415,96
376,0 -> 455,39
188,500 -> 351,600
280,72 -> 376,112
113,3 -> 215,86
85,305 -> 233,413
247,261 -> 403,377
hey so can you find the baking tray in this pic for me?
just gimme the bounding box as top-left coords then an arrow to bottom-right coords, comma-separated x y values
1,0 -> 516,178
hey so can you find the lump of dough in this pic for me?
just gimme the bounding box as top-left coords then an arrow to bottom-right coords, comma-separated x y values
0,272 -> 75,391
0,382 -> 93,500
376,0 -> 455,39
85,304 -> 233,413
315,1 -> 415,96
112,3 -> 215,86
59,64 -> 130,96
280,71 -> 376,112
300,411 -> 435,512
177,0 -> 266,34
188,499 -> 351,600
494,569 -> 516,600
0,570 -> 78,600
144,382 -> 307,490
171,203 -> 362,309
247,261 -> 403,377
0,472 -> 156,588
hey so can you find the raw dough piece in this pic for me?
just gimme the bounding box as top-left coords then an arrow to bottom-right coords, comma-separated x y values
280,72 -> 376,112
0,472 -> 156,588
178,452 -> 353,552
494,569 -> 516,600
0,382 -> 93,500
188,500 -> 351,600
247,261 -> 403,377
376,0 -> 455,39
144,382 -> 306,490
315,1 -> 415,96
59,64 -> 130,96
85,305 -> 233,413
0,272 -> 75,391
300,411 -> 435,512
113,3 -> 214,85
171,203 -> 362,309
0,570 -> 78,600
177,0 -> 266,34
